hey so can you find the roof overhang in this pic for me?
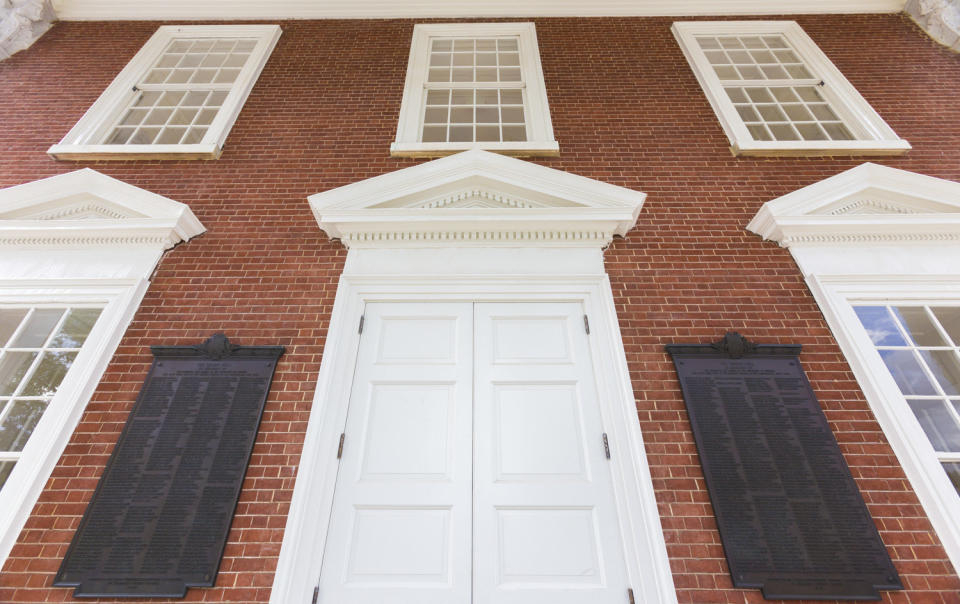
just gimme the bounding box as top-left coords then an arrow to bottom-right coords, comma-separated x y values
50,0 -> 907,20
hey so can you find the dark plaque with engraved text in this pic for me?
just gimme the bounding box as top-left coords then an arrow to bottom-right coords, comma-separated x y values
666,333 -> 902,601
54,334 -> 284,598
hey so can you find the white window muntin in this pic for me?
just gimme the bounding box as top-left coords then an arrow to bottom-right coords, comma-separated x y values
808,276 -> 960,575
672,21 -> 910,156
392,23 -> 558,157
48,25 -> 281,160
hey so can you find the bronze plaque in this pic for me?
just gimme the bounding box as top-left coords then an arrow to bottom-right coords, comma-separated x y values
666,333 -> 902,601
54,334 -> 284,598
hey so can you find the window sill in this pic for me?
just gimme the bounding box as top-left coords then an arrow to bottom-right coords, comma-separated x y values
47,143 -> 222,161
390,140 -> 560,158
731,139 -> 911,157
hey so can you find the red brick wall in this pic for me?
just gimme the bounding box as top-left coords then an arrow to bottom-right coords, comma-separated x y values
1,14 -> 959,604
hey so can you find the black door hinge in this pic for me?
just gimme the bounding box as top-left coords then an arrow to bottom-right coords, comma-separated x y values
337,433 -> 345,459
583,314 -> 590,334
312,585 -> 319,604
602,433 -> 611,459
358,315 -> 365,334
628,587 -> 635,604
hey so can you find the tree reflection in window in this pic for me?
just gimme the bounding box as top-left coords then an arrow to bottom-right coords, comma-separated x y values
0,307 -> 102,489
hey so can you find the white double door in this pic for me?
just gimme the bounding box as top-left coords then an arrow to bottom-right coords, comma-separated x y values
317,302 -> 630,604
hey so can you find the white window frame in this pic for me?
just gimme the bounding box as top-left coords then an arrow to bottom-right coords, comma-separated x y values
47,24 -> 281,161
672,21 -> 910,156
0,281 -> 149,565
392,23 -> 558,157
808,276 -> 960,575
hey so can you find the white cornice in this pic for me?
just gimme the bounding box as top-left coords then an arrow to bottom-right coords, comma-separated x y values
0,169 -> 205,249
747,163 -> 960,247
49,0 -> 906,20
309,149 -> 646,248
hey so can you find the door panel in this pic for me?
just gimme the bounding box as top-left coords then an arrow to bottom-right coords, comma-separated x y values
317,303 -> 473,604
474,303 -> 630,604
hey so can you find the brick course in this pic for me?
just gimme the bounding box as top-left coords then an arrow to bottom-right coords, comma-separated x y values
1,13 -> 959,604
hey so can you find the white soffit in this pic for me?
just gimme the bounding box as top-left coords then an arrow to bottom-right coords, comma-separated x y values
747,162 -> 960,247
309,149 -> 647,247
50,0 -> 906,20
0,168 -> 205,248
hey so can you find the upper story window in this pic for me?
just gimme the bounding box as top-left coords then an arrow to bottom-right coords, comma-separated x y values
392,23 -> 558,157
48,25 -> 281,161
672,21 -> 910,156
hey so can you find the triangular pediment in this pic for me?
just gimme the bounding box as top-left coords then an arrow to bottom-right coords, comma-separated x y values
0,169 -> 205,248
747,163 -> 960,246
309,150 -> 646,247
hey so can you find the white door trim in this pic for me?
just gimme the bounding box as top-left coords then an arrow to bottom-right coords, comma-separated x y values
271,273 -> 678,604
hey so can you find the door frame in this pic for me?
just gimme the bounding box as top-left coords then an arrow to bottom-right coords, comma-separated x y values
271,272 -> 677,604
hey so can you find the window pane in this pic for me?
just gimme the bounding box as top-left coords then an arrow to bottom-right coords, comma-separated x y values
920,350 -> 960,397
0,352 -> 38,396
908,400 -> 960,452
0,460 -> 14,490
11,309 -> 63,348
932,307 -> 960,345
49,309 -> 102,349
20,352 -> 78,398
944,462 -> 960,496
879,350 -> 938,396
0,309 -> 27,347
893,307 -> 947,346
0,400 -> 49,452
854,306 -> 907,346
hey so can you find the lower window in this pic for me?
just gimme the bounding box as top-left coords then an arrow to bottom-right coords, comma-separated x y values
852,304 -> 960,495
0,306 -> 103,490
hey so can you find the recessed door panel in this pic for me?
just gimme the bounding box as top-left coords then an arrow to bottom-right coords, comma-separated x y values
317,303 -> 473,604
475,303 -> 629,604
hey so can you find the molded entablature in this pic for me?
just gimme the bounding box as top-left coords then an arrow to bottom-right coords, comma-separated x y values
309,150 -> 647,248
0,169 -> 205,248
747,163 -> 960,247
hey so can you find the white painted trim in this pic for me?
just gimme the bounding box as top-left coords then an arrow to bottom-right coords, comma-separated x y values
747,163 -> 960,247
309,149 -> 646,247
0,169 -> 205,249
806,275 -> 960,576
50,0 -> 907,20
0,279 -> 149,565
672,21 -> 910,157
47,24 -> 281,161
392,23 -> 557,157
271,274 -> 678,604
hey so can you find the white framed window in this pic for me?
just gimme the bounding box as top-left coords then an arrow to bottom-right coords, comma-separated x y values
0,169 -> 204,567
851,303 -> 960,493
747,162 -> 960,575
0,305 -> 104,487
47,24 -> 281,161
392,23 -> 558,157
672,21 -> 910,156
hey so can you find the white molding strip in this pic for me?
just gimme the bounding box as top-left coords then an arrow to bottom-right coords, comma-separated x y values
50,0 -> 906,20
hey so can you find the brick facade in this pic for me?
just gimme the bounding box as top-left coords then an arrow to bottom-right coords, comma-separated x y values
1,13 -> 959,604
